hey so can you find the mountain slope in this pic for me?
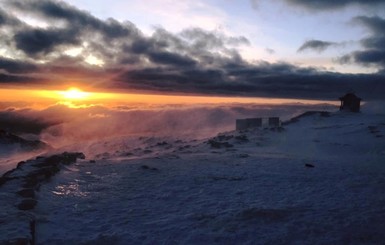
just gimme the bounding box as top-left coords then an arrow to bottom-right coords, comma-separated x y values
0,129 -> 50,156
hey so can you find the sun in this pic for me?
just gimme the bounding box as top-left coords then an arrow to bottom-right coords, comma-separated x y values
59,87 -> 90,100
35,87 -> 116,107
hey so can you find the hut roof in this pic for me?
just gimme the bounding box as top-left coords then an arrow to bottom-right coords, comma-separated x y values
339,93 -> 361,101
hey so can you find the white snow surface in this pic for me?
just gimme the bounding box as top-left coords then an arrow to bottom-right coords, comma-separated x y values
4,110 -> 385,244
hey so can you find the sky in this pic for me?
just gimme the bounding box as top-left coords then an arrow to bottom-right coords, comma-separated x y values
0,0 -> 385,100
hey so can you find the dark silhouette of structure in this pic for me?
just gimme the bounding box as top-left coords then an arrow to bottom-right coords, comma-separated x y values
236,117 -> 281,130
339,93 -> 361,112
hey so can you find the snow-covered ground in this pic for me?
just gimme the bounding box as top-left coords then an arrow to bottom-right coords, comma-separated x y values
28,110 -> 385,244
1,109 -> 385,244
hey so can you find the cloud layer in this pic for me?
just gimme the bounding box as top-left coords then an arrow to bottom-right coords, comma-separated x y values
0,102 -> 337,146
0,0 -> 384,100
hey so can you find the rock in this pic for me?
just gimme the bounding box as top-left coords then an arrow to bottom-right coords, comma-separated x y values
17,189 -> 35,198
28,166 -> 60,180
33,152 -> 85,167
238,153 -> 249,158
305,163 -> 315,168
23,166 -> 61,188
57,152 -> 85,164
178,145 -> 191,151
89,160 -> 96,163
17,199 -> 37,210
140,165 -> 159,171
208,140 -> 233,148
216,135 -> 233,141
0,176 -> 9,186
16,161 -> 26,168
235,135 -> 249,142
156,141 -> 168,146
22,178 -> 40,189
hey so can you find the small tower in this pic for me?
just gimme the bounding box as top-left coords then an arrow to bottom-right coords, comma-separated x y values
339,93 -> 361,112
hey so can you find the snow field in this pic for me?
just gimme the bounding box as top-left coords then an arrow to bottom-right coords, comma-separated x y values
33,111 -> 385,244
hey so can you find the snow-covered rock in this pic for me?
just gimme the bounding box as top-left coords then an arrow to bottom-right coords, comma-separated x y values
0,152 -> 85,244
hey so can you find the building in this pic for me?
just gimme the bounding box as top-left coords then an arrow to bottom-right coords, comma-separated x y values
339,93 -> 361,112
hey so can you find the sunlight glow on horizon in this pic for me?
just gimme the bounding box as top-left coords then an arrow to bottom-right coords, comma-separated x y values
0,87 -> 338,110
59,87 -> 90,100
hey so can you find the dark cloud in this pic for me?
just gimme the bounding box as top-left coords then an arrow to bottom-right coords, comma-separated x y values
0,73 -> 40,83
121,27 -> 248,69
263,0 -> 385,10
14,28 -> 80,56
117,62 -> 385,100
339,16 -> 385,69
0,8 -> 22,26
0,8 -> 7,25
6,0 -> 140,59
8,0 -> 137,39
148,51 -> 197,67
180,28 -> 250,50
354,16 -> 385,33
0,58 -> 38,74
298,40 -> 337,53
361,36 -> 385,50
341,49 -> 385,66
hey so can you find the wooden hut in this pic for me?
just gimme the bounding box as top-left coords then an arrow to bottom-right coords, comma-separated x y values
339,93 -> 361,112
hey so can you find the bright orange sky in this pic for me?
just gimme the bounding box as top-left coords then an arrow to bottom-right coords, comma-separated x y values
0,87 -> 338,110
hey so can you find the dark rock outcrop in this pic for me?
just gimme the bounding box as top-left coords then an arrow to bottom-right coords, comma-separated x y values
235,135 -> 249,142
17,199 -> 37,210
208,140 -> 233,149
17,189 -> 35,198
0,152 -> 85,244
140,165 -> 159,171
